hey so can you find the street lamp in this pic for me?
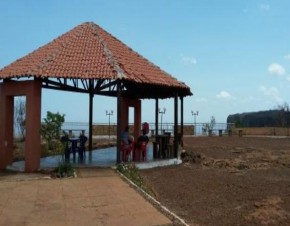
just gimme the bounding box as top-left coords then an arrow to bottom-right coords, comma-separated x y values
106,110 -> 113,139
159,108 -> 166,133
191,110 -> 199,136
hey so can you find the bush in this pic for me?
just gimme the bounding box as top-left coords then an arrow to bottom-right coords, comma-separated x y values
53,161 -> 74,178
116,163 -> 154,196
40,111 -> 65,150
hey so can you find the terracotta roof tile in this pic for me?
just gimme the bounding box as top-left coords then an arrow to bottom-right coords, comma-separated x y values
0,22 -> 191,93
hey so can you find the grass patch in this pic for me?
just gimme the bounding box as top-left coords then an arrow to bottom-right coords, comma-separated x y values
116,163 -> 154,196
51,161 -> 75,178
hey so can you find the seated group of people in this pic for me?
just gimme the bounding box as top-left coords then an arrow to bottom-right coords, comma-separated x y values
121,125 -> 149,161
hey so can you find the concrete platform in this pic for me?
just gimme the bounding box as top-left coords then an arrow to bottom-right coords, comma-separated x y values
9,142 -> 181,171
10,143 -> 155,171
0,168 -> 172,226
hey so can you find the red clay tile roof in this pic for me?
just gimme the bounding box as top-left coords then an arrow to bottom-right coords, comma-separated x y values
0,22 -> 191,95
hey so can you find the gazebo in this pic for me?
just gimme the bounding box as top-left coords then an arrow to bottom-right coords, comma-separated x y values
0,22 -> 192,172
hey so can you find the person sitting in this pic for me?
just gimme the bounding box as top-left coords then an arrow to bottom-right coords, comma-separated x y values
61,131 -> 70,161
121,125 -> 134,161
137,129 -> 149,144
136,129 -> 149,161
78,131 -> 88,160
121,125 -> 132,145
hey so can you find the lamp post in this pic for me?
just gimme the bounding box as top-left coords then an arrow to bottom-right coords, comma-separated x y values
159,108 -> 166,134
106,110 -> 113,139
191,110 -> 199,136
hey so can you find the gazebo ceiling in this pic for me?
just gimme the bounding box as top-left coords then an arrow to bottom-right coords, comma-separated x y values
0,22 -> 192,99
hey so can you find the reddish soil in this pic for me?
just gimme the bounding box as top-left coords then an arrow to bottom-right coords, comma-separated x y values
141,136 -> 290,226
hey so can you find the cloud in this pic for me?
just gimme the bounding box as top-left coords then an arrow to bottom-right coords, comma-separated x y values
182,57 -> 197,65
216,91 -> 235,100
268,63 -> 286,75
260,85 -> 283,102
259,4 -> 270,11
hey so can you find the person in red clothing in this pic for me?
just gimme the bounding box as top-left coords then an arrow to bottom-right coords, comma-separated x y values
142,122 -> 149,134
135,128 -> 149,161
137,129 -> 149,144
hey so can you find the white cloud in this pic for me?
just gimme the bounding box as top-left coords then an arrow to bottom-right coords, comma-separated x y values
182,57 -> 197,65
259,4 -> 270,11
268,63 -> 286,75
216,91 -> 235,100
260,85 -> 283,102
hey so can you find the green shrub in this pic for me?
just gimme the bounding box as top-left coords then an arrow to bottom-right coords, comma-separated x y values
116,163 -> 154,196
40,111 -> 65,150
54,161 -> 74,178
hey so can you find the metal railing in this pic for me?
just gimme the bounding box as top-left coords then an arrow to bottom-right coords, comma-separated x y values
60,122 -> 234,136
13,121 -> 234,138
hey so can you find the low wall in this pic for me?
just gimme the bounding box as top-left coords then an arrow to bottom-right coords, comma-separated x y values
92,125 -> 194,136
233,127 -> 290,136
92,126 -> 290,137
180,125 -> 194,135
93,125 -> 118,136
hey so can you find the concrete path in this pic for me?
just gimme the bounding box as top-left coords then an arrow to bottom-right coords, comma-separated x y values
0,168 -> 172,226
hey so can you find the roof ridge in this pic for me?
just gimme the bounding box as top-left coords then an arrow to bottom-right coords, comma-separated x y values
89,23 -> 126,79
90,23 -> 178,83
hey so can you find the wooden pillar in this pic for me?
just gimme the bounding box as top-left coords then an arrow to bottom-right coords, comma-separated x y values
116,82 -> 121,163
120,97 -> 128,135
133,100 -> 141,140
88,92 -> 94,152
180,96 -> 184,138
155,98 -> 159,135
173,94 -> 178,158
180,96 -> 184,147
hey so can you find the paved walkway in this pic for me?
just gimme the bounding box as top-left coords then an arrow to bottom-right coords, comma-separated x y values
0,168 -> 172,226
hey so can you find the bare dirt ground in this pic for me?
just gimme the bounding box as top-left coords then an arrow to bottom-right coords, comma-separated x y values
141,136 -> 290,226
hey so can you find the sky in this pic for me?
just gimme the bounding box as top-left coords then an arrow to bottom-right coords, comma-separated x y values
1,0 -> 290,125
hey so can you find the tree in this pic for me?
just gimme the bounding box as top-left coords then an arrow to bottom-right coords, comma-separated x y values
14,97 -> 26,141
276,102 -> 290,127
40,111 -> 65,150
209,116 -> 216,131
234,119 -> 243,128
202,116 -> 216,134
